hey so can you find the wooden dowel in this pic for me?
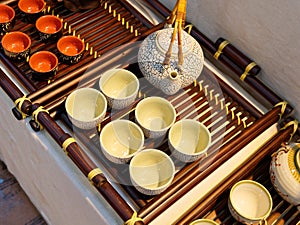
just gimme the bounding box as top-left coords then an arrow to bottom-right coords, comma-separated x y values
0,53 -> 36,92
215,37 -> 261,76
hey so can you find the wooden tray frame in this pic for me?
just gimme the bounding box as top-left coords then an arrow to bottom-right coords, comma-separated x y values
0,0 -> 299,224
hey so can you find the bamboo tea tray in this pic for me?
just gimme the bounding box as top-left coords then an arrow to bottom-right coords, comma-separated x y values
0,0 -> 299,224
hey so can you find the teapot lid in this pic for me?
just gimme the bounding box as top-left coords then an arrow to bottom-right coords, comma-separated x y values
156,28 -> 193,56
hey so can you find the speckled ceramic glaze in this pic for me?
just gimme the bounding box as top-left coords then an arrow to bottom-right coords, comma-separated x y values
270,142 -> 300,211
138,27 -> 204,95
100,120 -> 144,164
168,119 -> 211,162
65,88 -> 107,130
99,69 -> 139,110
228,180 -> 272,224
129,149 -> 175,195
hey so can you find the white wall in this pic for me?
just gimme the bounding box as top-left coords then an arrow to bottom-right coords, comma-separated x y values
160,0 -> 300,120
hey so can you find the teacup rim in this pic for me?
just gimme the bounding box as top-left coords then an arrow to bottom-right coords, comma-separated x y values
36,15 -> 63,34
189,218 -> 219,225
229,180 -> 273,220
135,96 -> 176,131
29,50 -> 58,73
57,35 -> 85,56
2,31 -> 31,53
168,119 -> 211,156
18,0 -> 46,14
100,119 -> 145,159
65,87 -> 107,122
0,4 -> 15,22
99,68 -> 140,100
129,148 -> 175,191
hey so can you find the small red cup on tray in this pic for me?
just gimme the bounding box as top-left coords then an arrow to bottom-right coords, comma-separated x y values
18,0 -> 46,23
29,51 -> 58,80
36,15 -> 63,42
57,35 -> 85,64
1,31 -> 31,61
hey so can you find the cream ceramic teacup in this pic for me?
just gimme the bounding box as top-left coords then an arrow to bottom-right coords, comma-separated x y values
129,149 -> 175,195
189,219 -> 219,225
99,69 -> 139,110
65,88 -> 107,130
135,97 -> 176,138
100,119 -> 144,164
168,119 -> 211,162
228,180 -> 272,225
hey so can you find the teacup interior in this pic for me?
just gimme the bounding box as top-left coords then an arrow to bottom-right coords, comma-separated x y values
58,37 -> 84,56
130,150 -> 174,189
136,98 -> 175,130
66,89 -> 106,122
29,52 -> 58,72
101,121 -> 143,158
231,182 -> 272,218
0,5 -> 15,22
36,16 -> 62,34
19,0 -> 45,13
2,32 -> 31,52
169,120 -> 210,154
100,70 -> 138,98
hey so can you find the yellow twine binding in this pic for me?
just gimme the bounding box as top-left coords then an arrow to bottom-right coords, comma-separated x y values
240,62 -> 257,81
62,137 -> 76,155
32,106 -> 49,130
14,95 -> 31,119
184,24 -> 193,34
88,168 -> 102,182
124,211 -> 143,225
280,120 -> 298,141
214,40 -> 230,60
274,101 -> 288,121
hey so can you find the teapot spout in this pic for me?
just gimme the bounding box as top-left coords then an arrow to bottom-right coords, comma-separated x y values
159,68 -> 182,95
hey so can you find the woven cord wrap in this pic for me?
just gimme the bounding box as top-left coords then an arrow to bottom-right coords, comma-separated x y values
32,106 -> 49,130
214,40 -> 229,60
240,62 -> 257,81
62,137 -> 76,155
124,211 -> 143,225
280,120 -> 299,141
88,168 -> 102,182
14,95 -> 31,119
274,101 -> 288,120
184,24 -> 193,34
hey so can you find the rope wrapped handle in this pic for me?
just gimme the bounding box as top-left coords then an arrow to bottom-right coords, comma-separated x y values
164,0 -> 187,67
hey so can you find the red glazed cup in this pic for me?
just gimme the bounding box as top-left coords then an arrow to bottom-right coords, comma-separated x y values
36,15 -> 63,41
0,4 -> 15,35
57,35 -> 84,64
29,51 -> 58,80
18,0 -> 46,23
1,31 -> 31,61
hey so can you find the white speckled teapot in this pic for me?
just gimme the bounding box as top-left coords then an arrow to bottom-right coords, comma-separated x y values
138,27 -> 204,95
270,142 -> 300,210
